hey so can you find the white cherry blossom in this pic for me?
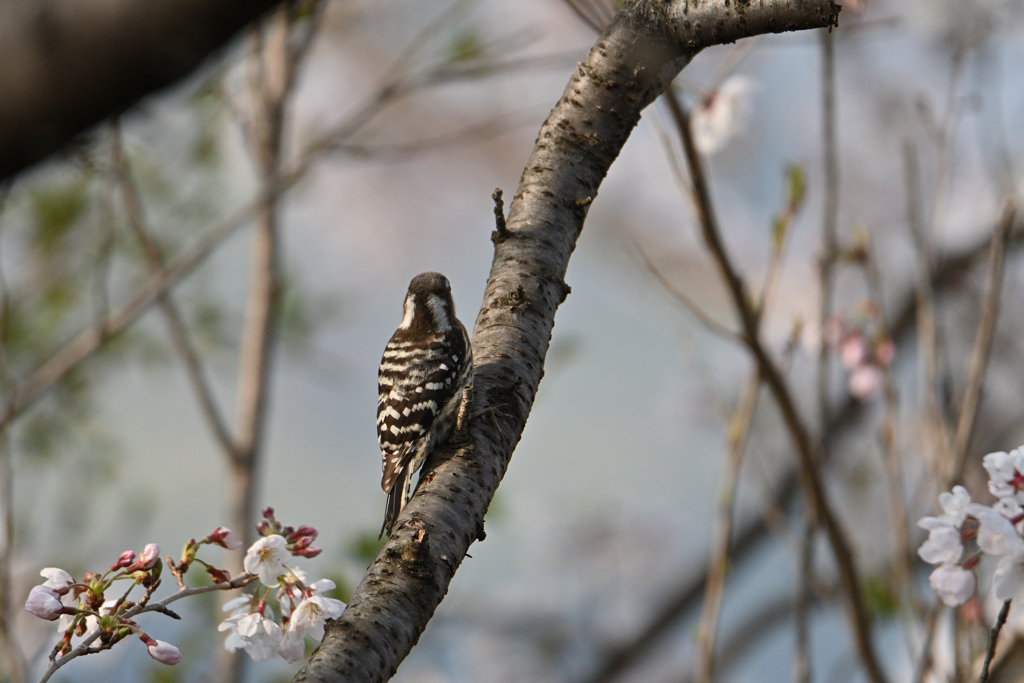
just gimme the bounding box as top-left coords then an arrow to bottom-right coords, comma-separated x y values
278,630 -> 306,663
288,595 -> 346,641
244,535 -> 290,587
993,549 -> 1024,601
967,504 -> 1024,556
938,485 -> 971,526
929,563 -> 976,606
689,76 -> 756,155
917,518 -> 963,564
984,449 -> 1024,502
235,612 -> 284,662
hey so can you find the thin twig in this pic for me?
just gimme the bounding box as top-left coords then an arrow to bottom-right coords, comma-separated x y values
664,87 -> 889,683
979,600 -> 1012,683
694,169 -> 801,683
631,239 -> 741,342
951,198 -> 1015,480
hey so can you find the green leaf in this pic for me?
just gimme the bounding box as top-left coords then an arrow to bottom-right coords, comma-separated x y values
31,180 -> 90,254
862,571 -> 899,617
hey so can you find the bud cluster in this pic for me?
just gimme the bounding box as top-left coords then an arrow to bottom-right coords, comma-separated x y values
25,540 -> 183,665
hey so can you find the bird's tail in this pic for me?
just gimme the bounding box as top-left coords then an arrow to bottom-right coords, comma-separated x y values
380,467 -> 411,539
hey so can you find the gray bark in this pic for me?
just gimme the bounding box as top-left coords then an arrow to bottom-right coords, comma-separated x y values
293,1 -> 840,681
0,0 -> 282,180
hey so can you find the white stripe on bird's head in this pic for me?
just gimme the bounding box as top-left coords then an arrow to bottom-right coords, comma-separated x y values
426,294 -> 451,332
399,294 -> 416,329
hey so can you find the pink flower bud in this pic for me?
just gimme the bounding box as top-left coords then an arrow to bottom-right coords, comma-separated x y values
839,332 -> 868,370
875,339 -> 896,366
262,506 -> 275,520
208,526 -> 241,550
111,550 -> 136,571
287,525 -> 317,542
295,546 -> 322,559
291,535 -> 313,550
256,520 -> 271,536
145,639 -> 182,665
206,566 -> 232,584
130,544 -> 160,571
26,585 -> 65,620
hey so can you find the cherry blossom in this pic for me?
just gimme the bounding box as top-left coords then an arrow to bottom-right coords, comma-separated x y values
244,535 -> 290,587
235,612 -> 284,662
288,595 -> 346,641
917,518 -> 963,565
929,563 -> 977,606
689,76 -> 756,155
993,549 -> 1024,601
983,449 -> 1024,502
40,567 -> 74,590
937,485 -> 971,526
278,630 -> 306,663
967,503 -> 1024,556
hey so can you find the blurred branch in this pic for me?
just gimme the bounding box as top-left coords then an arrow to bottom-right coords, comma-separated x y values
0,0 -> 284,180
861,245 -> 918,612
695,170 -> 801,683
111,123 -> 239,460
951,199 -> 1015,481
663,88 -> 888,683
220,6 -> 320,682
294,1 -> 840,680
0,184 -> 24,683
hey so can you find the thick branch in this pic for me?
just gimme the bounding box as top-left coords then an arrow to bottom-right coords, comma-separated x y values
293,1 -> 839,681
0,0 -> 284,180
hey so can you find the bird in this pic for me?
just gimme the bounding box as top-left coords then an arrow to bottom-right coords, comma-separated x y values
377,272 -> 473,538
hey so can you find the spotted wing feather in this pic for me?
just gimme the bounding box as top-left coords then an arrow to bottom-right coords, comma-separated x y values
377,327 -> 469,495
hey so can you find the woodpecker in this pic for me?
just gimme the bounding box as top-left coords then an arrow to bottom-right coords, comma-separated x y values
377,272 -> 472,538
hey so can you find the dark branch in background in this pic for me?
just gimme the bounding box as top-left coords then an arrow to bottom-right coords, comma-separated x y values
0,0 -> 285,181
293,1 -> 840,681
581,224 -> 1024,683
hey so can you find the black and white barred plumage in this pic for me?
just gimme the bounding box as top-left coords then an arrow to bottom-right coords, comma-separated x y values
377,272 -> 472,538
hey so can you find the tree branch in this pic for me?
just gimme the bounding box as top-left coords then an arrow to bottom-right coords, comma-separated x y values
293,1 -> 840,680
0,0 -> 285,180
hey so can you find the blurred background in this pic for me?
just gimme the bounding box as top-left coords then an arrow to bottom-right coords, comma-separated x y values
1,0 -> 1024,681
